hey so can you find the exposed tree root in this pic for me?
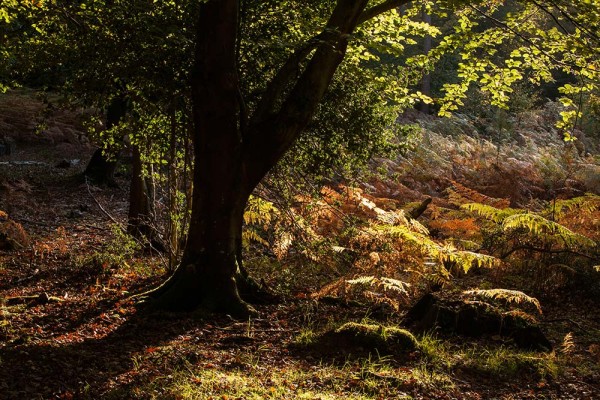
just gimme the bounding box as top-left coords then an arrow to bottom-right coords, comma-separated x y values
134,263 -> 257,319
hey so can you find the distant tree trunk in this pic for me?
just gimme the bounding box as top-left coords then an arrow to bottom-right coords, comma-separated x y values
127,145 -> 154,239
146,0 -> 398,316
83,148 -> 118,186
84,96 -> 128,186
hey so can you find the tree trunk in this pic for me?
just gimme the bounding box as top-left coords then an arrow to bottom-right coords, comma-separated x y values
146,0 -> 373,316
146,0 -> 253,317
127,145 -> 156,240
84,96 -> 128,186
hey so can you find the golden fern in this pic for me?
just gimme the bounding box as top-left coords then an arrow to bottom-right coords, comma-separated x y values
376,224 -> 498,273
463,202 -> 597,249
446,238 -> 481,251
346,276 -> 411,306
502,213 -> 596,248
448,181 -> 510,208
379,277 -> 411,293
242,229 -> 269,248
442,249 -> 498,270
376,208 -> 408,226
408,217 -> 430,235
243,195 -> 278,227
463,288 -> 542,314
242,196 -> 279,248
461,203 -> 521,223
550,194 -> 600,219
560,332 -> 575,355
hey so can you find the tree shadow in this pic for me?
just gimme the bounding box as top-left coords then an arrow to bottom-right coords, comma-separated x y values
0,309 -> 201,399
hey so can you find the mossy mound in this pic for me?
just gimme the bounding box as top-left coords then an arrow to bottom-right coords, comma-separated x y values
315,322 -> 418,356
405,293 -> 552,352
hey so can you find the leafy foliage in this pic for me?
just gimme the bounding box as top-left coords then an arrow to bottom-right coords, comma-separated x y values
242,196 -> 279,249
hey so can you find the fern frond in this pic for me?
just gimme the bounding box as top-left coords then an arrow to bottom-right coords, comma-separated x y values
347,276 -> 377,286
380,277 -> 411,294
243,196 -> 278,226
443,250 -> 499,272
462,203 -> 521,223
347,276 -> 410,296
409,217 -> 430,235
550,194 -> 600,219
375,224 -> 428,243
446,238 -> 480,251
463,288 -> 542,314
560,332 -> 575,355
502,213 -> 596,248
242,229 -> 268,248
376,224 -> 498,274
273,231 -> 294,260
376,210 -> 406,226
449,181 -> 510,208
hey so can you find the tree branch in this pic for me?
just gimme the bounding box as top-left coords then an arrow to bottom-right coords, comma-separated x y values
469,5 -> 583,71
249,34 -> 324,127
358,0 -> 410,25
529,0 -> 569,34
249,0 -> 412,128
244,0 -> 369,188
544,0 -> 600,43
86,177 -> 121,226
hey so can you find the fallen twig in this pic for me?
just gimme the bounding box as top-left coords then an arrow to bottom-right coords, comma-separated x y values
85,178 -> 121,226
85,178 -> 170,269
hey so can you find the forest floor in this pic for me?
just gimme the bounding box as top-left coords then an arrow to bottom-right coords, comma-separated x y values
1,91 -> 600,399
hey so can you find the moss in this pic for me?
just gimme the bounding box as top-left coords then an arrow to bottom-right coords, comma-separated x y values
326,322 -> 418,354
384,326 -> 419,350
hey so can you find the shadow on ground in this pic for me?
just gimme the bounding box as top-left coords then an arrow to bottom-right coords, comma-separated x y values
0,309 -> 200,399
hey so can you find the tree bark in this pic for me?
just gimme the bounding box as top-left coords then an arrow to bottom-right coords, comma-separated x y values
146,0 -> 254,317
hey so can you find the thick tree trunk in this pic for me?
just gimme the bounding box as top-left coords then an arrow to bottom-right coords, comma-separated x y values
147,0 -> 253,317
147,188 -> 253,316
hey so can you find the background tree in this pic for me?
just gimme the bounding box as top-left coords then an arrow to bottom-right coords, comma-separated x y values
1,1 -> 198,248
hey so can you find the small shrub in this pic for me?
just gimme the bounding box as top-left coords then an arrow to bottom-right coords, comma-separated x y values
0,211 -> 29,250
85,224 -> 141,271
